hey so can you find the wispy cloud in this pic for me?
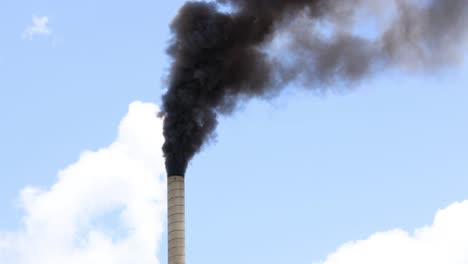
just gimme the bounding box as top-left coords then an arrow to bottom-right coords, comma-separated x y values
317,201 -> 468,264
22,15 -> 52,40
0,102 -> 166,264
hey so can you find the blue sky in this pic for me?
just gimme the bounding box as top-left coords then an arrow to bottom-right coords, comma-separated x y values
1,1 -> 468,264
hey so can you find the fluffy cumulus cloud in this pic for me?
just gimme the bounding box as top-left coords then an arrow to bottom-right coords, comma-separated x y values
318,201 -> 468,264
1,101 -> 468,264
0,102 -> 166,264
22,15 -> 52,40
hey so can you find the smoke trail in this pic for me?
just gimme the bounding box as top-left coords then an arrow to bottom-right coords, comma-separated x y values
160,0 -> 468,176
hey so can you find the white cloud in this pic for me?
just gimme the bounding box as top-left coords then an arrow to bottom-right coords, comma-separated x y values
318,201 -> 468,264
2,101 -> 467,264
0,102 -> 166,264
22,15 -> 52,40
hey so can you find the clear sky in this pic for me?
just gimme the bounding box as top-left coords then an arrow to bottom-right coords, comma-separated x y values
1,1 -> 468,264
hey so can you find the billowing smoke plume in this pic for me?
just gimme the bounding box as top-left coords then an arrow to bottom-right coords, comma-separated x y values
161,0 -> 468,176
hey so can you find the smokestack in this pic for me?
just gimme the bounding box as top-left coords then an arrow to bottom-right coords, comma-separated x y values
167,175 -> 185,264
161,1 -> 467,261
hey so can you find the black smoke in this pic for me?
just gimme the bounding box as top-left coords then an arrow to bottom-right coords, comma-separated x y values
160,0 -> 468,176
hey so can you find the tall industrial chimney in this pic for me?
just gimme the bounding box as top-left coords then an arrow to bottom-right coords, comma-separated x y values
167,175 -> 185,264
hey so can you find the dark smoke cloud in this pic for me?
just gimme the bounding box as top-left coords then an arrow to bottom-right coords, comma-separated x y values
160,0 -> 468,176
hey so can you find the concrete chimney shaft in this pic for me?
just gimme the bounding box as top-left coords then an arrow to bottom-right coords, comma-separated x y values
168,176 -> 185,264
